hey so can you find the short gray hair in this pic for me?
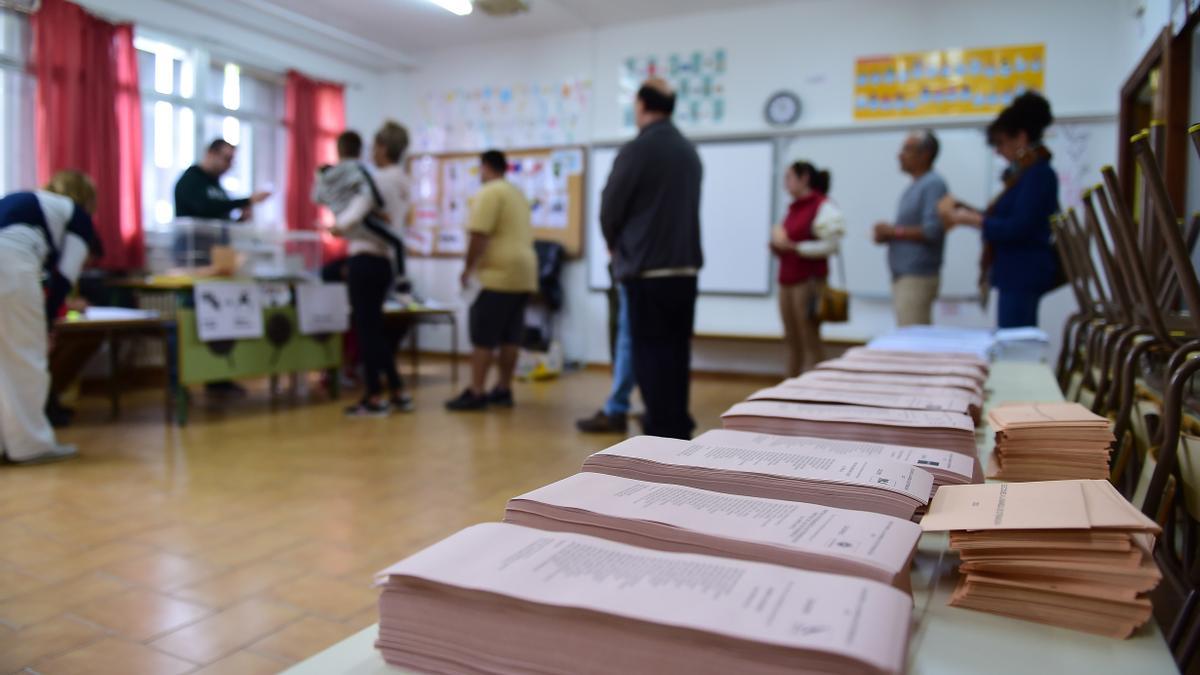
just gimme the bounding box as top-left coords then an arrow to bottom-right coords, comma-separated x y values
912,129 -> 939,162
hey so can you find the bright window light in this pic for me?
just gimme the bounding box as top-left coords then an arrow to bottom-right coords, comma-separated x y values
154,199 -> 173,225
179,59 -> 195,99
222,63 -> 241,111
154,52 -> 173,95
153,101 -> 174,168
177,106 -> 195,167
429,0 -> 472,16
222,115 -> 240,146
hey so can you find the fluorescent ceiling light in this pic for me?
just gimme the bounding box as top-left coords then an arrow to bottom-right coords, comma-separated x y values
429,0 -> 472,16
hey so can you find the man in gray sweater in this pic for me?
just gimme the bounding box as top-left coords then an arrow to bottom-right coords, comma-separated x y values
873,130 -> 948,327
600,78 -> 703,440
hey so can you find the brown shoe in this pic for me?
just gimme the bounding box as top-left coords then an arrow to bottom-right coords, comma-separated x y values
576,410 -> 628,433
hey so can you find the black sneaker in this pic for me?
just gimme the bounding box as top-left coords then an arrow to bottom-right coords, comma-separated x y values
487,388 -> 514,408
576,410 -> 628,433
390,394 -> 415,413
344,400 -> 390,417
445,389 -> 488,411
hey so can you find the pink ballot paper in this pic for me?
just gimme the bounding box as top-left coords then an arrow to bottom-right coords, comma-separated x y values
800,368 -> 984,396
816,357 -> 987,383
693,428 -> 982,487
505,472 -> 921,590
374,523 -> 912,675
785,373 -> 983,411
582,435 -> 934,520
747,385 -> 976,419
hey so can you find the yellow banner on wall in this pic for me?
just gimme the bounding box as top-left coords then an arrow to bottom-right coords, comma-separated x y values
854,43 -> 1045,120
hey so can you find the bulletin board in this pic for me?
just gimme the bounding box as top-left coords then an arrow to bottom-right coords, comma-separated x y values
854,43 -> 1045,120
408,147 -> 587,258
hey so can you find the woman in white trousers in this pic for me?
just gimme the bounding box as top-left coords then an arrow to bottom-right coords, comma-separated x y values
0,171 -> 101,465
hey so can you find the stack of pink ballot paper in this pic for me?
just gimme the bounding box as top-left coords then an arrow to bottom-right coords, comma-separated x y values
921,480 -> 1162,638
693,428 -> 983,488
789,370 -> 983,420
842,346 -> 990,377
721,400 -> 978,457
987,402 -> 1115,481
815,357 -> 987,392
375,523 -> 913,675
745,383 -> 979,424
504,472 -> 922,590
581,435 -> 934,521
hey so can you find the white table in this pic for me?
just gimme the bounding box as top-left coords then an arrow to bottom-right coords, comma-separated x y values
284,362 -> 1176,675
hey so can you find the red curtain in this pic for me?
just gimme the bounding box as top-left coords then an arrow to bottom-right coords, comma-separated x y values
284,69 -> 347,261
31,0 -> 143,271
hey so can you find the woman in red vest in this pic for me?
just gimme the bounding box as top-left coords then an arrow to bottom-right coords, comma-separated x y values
771,161 -> 845,377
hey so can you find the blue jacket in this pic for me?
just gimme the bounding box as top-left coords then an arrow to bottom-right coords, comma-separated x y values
984,157 -> 1060,292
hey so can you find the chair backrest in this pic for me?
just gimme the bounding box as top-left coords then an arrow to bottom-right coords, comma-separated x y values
1065,209 -> 1113,314
1096,173 -> 1172,341
1081,191 -> 1135,324
1051,214 -> 1093,314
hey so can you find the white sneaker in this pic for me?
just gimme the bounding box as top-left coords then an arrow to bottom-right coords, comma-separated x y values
9,443 -> 78,466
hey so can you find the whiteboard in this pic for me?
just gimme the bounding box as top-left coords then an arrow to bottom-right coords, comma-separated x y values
779,119 -> 1117,298
587,140 -> 774,294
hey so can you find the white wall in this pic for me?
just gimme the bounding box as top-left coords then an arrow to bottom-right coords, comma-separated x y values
387,0 -> 1149,375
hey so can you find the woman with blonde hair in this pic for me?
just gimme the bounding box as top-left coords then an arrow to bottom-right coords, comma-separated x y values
0,169 -> 102,464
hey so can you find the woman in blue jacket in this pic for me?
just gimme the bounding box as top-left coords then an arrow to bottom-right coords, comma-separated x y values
942,92 -> 1061,328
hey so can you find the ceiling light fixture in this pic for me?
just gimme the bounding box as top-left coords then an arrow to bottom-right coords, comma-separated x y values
429,0 -> 473,16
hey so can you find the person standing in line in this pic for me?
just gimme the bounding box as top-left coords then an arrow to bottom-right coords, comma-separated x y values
320,127 -> 413,416
575,267 -> 636,433
600,78 -> 703,440
873,130 -> 948,327
771,161 -> 845,377
0,171 -> 103,464
940,92 -> 1061,328
446,149 -> 538,411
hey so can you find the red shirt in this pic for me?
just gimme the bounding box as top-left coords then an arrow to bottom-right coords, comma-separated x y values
776,192 -> 829,285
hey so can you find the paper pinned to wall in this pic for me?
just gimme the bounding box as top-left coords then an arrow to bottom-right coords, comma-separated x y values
194,282 -> 264,342
296,282 -> 350,335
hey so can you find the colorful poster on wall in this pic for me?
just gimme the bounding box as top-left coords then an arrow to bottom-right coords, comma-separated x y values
853,43 -> 1044,120
407,155 -> 439,256
619,49 -> 727,129
414,78 -> 593,153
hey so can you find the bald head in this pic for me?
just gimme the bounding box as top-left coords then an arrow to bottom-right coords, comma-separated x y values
898,129 -> 938,177
635,77 -> 676,129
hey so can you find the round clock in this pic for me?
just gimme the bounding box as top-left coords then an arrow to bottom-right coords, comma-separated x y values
764,90 -> 802,127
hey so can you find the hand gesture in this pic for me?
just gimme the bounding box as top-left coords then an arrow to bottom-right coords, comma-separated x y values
872,222 -> 893,244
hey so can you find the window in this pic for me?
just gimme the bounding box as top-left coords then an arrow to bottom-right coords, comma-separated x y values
0,10 -> 35,195
135,34 -> 286,232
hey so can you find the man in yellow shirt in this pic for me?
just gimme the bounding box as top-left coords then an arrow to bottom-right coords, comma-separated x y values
446,150 -> 538,411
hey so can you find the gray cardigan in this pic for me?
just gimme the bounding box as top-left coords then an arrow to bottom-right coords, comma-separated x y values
600,119 -> 704,281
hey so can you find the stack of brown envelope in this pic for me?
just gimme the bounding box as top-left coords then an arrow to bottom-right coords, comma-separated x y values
504,472 -> 922,590
987,403 -> 1114,481
374,523 -> 913,675
921,479 -> 1161,638
580,435 -> 935,521
692,428 -> 983,488
721,400 -> 978,457
746,384 -> 979,424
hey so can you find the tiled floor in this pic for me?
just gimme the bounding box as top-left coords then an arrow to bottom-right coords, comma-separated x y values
1,363 -> 769,674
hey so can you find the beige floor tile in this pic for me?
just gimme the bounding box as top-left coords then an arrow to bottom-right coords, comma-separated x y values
0,562 -> 48,602
266,574 -> 376,621
28,541 -> 156,583
343,605 -> 380,632
148,598 -> 302,664
267,541 -> 368,577
170,560 -> 305,609
190,528 -> 308,569
70,588 -> 213,641
0,615 -> 105,674
32,637 -> 196,675
102,551 -> 224,592
248,615 -> 358,664
186,650 -> 288,675
0,572 -> 129,628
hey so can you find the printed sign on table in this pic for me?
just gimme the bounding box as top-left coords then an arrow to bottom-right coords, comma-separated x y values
296,283 -> 350,335
194,281 -> 264,342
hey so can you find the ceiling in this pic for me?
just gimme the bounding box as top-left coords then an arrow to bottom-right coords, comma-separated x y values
254,0 -> 790,58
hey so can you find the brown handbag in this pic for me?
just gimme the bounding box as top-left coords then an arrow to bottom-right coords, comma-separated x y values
817,251 -> 850,323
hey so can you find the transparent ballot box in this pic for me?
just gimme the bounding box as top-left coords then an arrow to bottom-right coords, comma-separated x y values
156,218 -> 324,280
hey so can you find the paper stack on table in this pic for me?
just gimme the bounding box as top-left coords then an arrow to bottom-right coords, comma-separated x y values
746,384 -> 979,423
785,372 -> 983,420
842,346 -> 990,376
921,480 -> 1161,638
581,435 -> 935,521
375,523 -> 913,675
504,472 -> 922,590
721,400 -> 978,457
866,326 -> 997,360
816,357 -> 987,387
693,428 -> 983,488
987,403 -> 1115,481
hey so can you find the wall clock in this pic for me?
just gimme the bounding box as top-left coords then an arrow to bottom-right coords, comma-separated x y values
764,90 -> 802,127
